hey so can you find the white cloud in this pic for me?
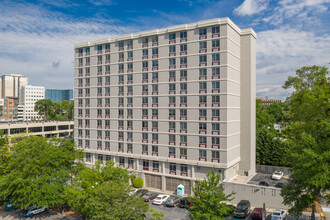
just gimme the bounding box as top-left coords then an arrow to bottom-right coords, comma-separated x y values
234,0 -> 270,16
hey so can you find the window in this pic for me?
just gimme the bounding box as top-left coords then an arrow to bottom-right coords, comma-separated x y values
199,95 -> 207,104
181,165 -> 188,173
152,60 -> 158,68
212,39 -> 220,48
212,95 -> 220,104
152,36 -> 158,43
180,44 -> 187,52
180,31 -> 187,39
142,37 -> 148,44
153,161 -> 159,170
212,81 -> 220,89
169,33 -> 176,40
97,45 -> 102,52
212,109 -> 220,117
152,146 -> 158,154
142,144 -> 148,153
152,133 -> 158,141
118,142 -> 124,151
180,96 -> 187,104
180,148 -> 187,157
152,97 -> 158,104
212,151 -> 220,159
212,137 -> 220,145
169,58 -> 176,66
180,83 -> 187,91
199,123 -> 207,130
169,134 -> 176,142
199,55 -> 207,63
143,49 -> 148,57
143,160 -> 149,169
180,109 -> 187,117
127,40 -> 133,47
127,120 -> 133,128
142,97 -> 148,104
199,136 -> 207,144
152,109 -> 158,117
127,62 -> 133,70
142,61 -> 148,68
199,109 -> 207,117
199,41 -> 207,49
169,163 -> 176,172
199,28 -> 207,36
180,135 -> 187,143
127,86 -> 133,93
212,26 -> 220,34
127,144 -> 133,152
199,82 -> 207,90
212,54 -> 220,62
212,67 -> 220,76
199,68 -> 207,76
142,121 -> 148,128
169,96 -> 176,104
169,109 -> 176,117
169,45 -> 176,53
97,55 -> 102,63
169,71 -> 176,80
142,133 -> 148,140
152,72 -> 158,80
142,85 -> 148,92
169,122 -> 176,129
142,109 -> 148,116
199,150 -> 206,158
152,48 -> 158,55
180,122 -> 187,130
180,57 -> 187,65
169,83 -> 176,91
152,121 -> 158,129
127,97 -> 133,105
169,147 -> 176,155
127,51 -> 133,58
127,132 -> 133,140
212,123 -> 220,131
118,120 -> 124,127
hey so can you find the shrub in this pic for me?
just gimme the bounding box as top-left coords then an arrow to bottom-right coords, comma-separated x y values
132,177 -> 143,188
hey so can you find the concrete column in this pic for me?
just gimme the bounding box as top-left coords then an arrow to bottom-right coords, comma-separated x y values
135,158 -> 139,170
191,165 -> 195,178
162,161 -> 165,174
162,175 -> 166,191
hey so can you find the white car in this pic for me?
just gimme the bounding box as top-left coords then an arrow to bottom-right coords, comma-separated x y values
152,194 -> 170,205
23,206 -> 47,217
271,209 -> 287,220
271,171 -> 284,180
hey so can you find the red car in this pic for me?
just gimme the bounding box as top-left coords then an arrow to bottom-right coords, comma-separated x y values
251,208 -> 263,220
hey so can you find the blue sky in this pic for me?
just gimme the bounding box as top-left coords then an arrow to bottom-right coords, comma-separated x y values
0,0 -> 329,100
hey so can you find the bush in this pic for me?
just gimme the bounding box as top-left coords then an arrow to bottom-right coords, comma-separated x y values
132,177 -> 143,188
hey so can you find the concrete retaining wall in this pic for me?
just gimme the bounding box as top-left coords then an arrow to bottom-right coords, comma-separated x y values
256,165 -> 291,176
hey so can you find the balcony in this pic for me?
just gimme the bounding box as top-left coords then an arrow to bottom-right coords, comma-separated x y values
152,128 -> 158,132
212,61 -> 220,66
181,172 -> 188,176
142,67 -> 148,71
199,103 -> 207,107
199,49 -> 207,53
212,158 -> 220,163
199,89 -> 207,94
78,74 -> 83,77
85,114 -> 90,118
105,104 -> 110,107
212,33 -> 220,38
105,71 -> 110,75
199,130 -> 207,134
169,52 -> 176,57
118,58 -> 124,62
97,114 -> 102,118
97,93 -> 102,97
119,47 -> 124,51
85,93 -> 90,97
78,63 -> 83,67
105,60 -> 110,64
126,91 -> 133,95
152,42 -> 158,46
119,163 -> 125,167
118,137 -> 124,141
212,89 -> 220,93
199,75 -> 207,80
180,129 -> 187,133
180,116 -> 187,120
142,139 -> 148,143
127,80 -> 133,84
180,38 -> 187,43
142,91 -> 148,95
180,142 -> 187,146
105,49 -> 110,53
143,167 -> 149,171
85,52 -> 90,56
169,103 -> 175,107
78,124 -> 83,128
105,147 -> 110,151
199,62 -> 207,67
199,157 -> 207,161
142,127 -> 148,131
169,128 -> 175,133
127,104 -> 133,107
97,125 -> 102,129
169,39 -> 176,44
180,103 -> 187,107
180,155 -> 187,159
169,65 -> 176,69
127,57 -> 133,61
152,115 -> 158,119
97,61 -> 102,65
212,74 -> 220,79
85,62 -> 90,66
212,145 -> 220,149
142,43 -> 148,48
169,77 -> 176,82
199,116 -> 207,121
152,152 -> 158,156
142,55 -> 148,60
169,90 -> 176,95
118,92 -> 124,96
212,47 -> 220,52
180,64 -> 187,68
169,153 -> 176,158
97,136 -> 102,139
85,73 -> 90,77
127,68 -> 133,73
105,114 -> 110,118
119,69 -> 124,73
142,151 -> 148,155
78,84 -> 83,87
199,35 -> 207,40
180,77 -> 187,81
169,141 -> 175,145
127,138 -> 133,142
152,54 -> 158,58
169,116 -> 175,120
105,136 -> 110,140
97,72 -> 102,75
152,66 -> 158,71
127,149 -> 133,153
127,126 -> 132,130
212,116 -> 220,121
152,140 -> 158,144
118,103 -> 124,107
127,115 -> 133,119
85,125 -> 90,128
85,104 -> 90,107
128,164 -> 134,169
180,51 -> 187,55
199,144 -> 206,148
180,90 -> 187,94
127,45 -> 133,50
169,170 -> 176,175
97,50 -> 102,54
212,130 -> 220,135
153,168 -> 159,172
97,83 -> 102,86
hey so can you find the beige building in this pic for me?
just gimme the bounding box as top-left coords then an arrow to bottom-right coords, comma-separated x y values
74,18 -> 256,193
0,74 -> 28,101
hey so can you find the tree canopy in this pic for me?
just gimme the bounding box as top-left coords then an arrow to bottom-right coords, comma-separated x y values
188,169 -> 235,220
66,160 -> 150,219
34,99 -> 74,120
0,130 -> 10,175
280,65 -> 330,219
0,136 -> 84,209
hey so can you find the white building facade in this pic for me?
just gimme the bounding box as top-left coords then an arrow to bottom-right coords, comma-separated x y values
21,85 -> 45,121
74,18 -> 256,193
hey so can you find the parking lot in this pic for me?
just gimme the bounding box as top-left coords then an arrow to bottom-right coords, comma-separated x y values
247,173 -> 290,188
0,209 -> 80,220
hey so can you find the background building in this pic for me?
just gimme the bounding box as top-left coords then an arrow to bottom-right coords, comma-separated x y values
74,18 -> 256,193
257,97 -> 282,106
20,85 -> 45,121
0,74 -> 28,100
45,89 -> 73,102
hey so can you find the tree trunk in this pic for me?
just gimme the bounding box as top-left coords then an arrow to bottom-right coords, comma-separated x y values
311,203 -> 315,220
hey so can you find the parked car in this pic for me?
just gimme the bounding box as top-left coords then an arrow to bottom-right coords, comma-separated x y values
23,206 -> 47,217
259,181 -> 269,186
271,210 -> 287,220
271,171 -> 284,180
142,192 -> 158,202
251,207 -> 263,220
135,189 -> 148,197
152,194 -> 170,205
179,197 -> 192,208
164,196 -> 180,207
129,188 -> 139,195
234,200 -> 251,218
275,182 -> 285,188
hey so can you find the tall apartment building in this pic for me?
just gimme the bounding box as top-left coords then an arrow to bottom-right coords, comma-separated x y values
0,74 -> 28,100
45,89 -> 73,102
20,85 -> 45,121
74,18 -> 256,193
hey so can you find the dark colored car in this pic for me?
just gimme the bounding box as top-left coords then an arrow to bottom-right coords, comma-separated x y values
259,181 -> 269,186
142,192 -> 158,202
234,200 -> 251,218
275,183 -> 285,188
164,196 -> 180,207
179,197 -> 194,208
251,207 -> 263,220
136,189 -> 148,197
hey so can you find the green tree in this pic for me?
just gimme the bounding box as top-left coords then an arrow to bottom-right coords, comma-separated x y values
188,169 -> 235,220
0,130 -> 10,175
34,99 -> 54,120
0,136 -> 84,209
66,160 -> 152,219
67,100 -> 74,120
265,102 -> 286,123
280,66 -> 330,219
